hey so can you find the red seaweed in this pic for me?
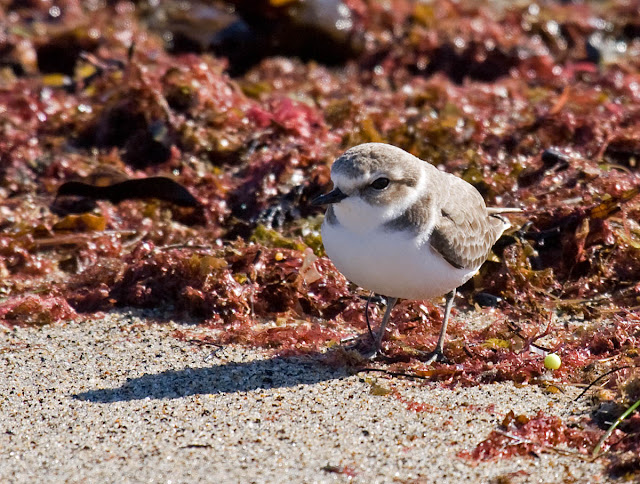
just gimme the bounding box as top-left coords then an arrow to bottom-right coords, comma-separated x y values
460,410 -> 603,461
3,1 -> 640,474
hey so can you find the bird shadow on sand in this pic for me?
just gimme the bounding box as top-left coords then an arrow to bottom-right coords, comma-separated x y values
73,353 -> 349,403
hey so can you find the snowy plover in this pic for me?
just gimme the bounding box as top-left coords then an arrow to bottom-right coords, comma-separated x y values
312,143 -> 516,363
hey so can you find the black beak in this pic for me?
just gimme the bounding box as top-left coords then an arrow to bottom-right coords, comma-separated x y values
311,188 -> 348,206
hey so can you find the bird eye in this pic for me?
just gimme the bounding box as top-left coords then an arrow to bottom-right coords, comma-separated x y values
370,177 -> 390,190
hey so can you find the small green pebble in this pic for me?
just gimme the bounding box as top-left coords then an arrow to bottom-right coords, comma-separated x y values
544,353 -> 561,370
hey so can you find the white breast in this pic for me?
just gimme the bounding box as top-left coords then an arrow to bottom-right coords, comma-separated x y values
321,220 -> 477,300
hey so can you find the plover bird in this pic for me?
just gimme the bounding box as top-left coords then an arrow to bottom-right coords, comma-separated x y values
312,142 -> 515,363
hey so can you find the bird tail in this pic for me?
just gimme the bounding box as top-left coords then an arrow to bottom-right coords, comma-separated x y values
487,207 -> 521,234
486,207 -> 522,214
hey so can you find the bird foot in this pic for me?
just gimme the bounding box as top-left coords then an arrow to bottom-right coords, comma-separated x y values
359,343 -> 394,362
419,349 -> 451,365
368,351 -> 397,363
339,336 -> 386,360
362,346 -> 384,361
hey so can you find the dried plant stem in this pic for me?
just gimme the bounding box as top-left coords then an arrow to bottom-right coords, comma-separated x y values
573,366 -> 635,402
592,398 -> 640,458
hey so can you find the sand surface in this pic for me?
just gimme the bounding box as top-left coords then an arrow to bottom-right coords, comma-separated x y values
0,311 -> 607,483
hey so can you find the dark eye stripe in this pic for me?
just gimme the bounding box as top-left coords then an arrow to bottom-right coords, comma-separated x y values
398,176 -> 418,187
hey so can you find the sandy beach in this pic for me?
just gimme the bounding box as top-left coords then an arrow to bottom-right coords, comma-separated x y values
0,311 -> 606,483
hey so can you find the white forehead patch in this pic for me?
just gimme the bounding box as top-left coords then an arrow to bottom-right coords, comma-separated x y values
330,171 -> 365,193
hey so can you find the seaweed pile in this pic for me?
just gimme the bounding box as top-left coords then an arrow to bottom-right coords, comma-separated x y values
3,0 -> 640,474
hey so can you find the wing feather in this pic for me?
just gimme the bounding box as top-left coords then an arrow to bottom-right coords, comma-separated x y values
429,174 -> 506,270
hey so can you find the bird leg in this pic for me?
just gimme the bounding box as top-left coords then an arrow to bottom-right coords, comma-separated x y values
365,292 -> 376,343
424,288 -> 456,364
371,296 -> 397,357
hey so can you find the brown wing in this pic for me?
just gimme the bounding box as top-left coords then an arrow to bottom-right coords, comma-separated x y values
429,174 -> 506,270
